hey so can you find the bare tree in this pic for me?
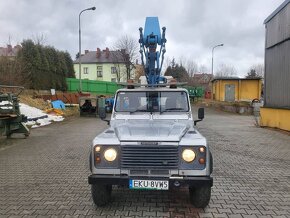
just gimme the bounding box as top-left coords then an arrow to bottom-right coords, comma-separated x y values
199,64 -> 210,74
134,65 -> 145,82
215,63 -> 237,77
178,56 -> 187,67
162,57 -> 172,74
32,33 -> 47,45
186,59 -> 198,78
185,59 -> 198,86
113,35 -> 139,80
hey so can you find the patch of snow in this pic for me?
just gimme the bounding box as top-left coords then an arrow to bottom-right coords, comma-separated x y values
19,103 -> 64,128
48,115 -> 64,122
1,101 -> 64,128
36,118 -> 52,127
25,120 -> 36,126
20,103 -> 46,120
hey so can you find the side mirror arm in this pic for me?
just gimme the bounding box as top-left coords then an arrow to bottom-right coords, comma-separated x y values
194,108 -> 205,125
102,119 -> 110,125
194,119 -> 203,126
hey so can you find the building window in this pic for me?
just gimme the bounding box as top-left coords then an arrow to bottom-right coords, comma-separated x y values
83,67 -> 89,74
97,66 -> 103,77
111,67 -> 117,74
111,78 -> 117,82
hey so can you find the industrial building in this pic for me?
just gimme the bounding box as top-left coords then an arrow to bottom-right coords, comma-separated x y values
260,0 -> 290,131
211,78 -> 262,102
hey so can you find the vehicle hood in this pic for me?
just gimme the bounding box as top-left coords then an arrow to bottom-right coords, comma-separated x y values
113,120 -> 190,141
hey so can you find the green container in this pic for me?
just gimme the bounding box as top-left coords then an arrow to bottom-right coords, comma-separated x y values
186,86 -> 204,98
66,78 -> 121,95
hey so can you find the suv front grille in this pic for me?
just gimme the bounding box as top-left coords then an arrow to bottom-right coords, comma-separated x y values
121,145 -> 178,169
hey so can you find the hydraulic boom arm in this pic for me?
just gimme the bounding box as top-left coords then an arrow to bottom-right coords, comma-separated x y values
139,17 -> 167,85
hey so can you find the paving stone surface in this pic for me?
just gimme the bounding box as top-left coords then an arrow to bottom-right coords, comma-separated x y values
0,108 -> 290,218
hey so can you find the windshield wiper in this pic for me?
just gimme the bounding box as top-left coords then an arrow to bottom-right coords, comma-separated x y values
163,107 -> 184,111
129,109 -> 148,113
160,107 -> 185,114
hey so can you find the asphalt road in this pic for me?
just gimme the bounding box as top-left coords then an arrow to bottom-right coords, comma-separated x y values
0,108 -> 290,218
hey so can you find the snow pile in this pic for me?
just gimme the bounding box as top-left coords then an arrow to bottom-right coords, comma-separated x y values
19,103 -> 64,128
1,100 -> 64,128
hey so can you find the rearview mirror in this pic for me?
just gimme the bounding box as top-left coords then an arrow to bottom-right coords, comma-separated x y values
194,108 -> 205,126
198,108 -> 204,120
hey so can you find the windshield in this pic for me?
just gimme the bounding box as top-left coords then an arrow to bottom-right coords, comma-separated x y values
115,91 -> 189,112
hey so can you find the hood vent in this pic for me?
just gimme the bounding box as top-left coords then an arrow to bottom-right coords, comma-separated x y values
105,130 -> 114,134
187,130 -> 196,134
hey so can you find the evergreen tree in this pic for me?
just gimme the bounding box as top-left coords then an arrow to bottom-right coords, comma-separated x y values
64,52 -> 75,78
18,40 -> 42,89
246,69 -> 262,79
58,51 -> 68,90
37,44 -> 50,89
164,64 -> 189,82
16,39 -> 75,90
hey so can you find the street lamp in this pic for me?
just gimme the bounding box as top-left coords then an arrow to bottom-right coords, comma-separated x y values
79,6 -> 96,92
211,43 -> 224,76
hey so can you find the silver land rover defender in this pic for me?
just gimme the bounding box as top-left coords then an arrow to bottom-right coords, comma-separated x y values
88,85 -> 213,208
88,16 -> 213,208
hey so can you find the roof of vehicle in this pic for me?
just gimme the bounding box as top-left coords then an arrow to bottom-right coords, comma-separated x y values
116,87 -> 188,92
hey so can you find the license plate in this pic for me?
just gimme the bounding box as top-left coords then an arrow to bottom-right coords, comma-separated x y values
129,179 -> 169,190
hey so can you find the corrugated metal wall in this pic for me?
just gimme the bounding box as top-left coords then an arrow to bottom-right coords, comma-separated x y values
265,41 -> 290,108
265,4 -> 290,48
265,3 -> 290,108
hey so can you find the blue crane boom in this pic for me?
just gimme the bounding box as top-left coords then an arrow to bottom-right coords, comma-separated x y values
139,17 -> 167,85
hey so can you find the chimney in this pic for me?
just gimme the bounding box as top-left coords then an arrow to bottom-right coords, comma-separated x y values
105,47 -> 109,58
85,50 -> 89,54
96,48 -> 101,58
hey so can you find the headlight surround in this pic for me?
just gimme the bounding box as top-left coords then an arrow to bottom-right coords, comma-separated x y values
104,148 -> 117,162
182,149 -> 196,162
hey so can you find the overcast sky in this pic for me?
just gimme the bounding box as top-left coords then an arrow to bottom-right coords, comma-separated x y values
0,0 -> 285,77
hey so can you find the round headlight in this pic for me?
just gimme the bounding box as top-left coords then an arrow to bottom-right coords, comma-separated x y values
104,148 -> 117,162
182,149 -> 196,162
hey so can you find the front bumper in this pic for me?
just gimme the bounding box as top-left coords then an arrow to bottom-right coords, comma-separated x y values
88,174 -> 213,188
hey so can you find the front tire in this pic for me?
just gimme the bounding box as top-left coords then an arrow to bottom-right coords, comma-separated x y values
189,185 -> 211,208
91,184 -> 112,206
